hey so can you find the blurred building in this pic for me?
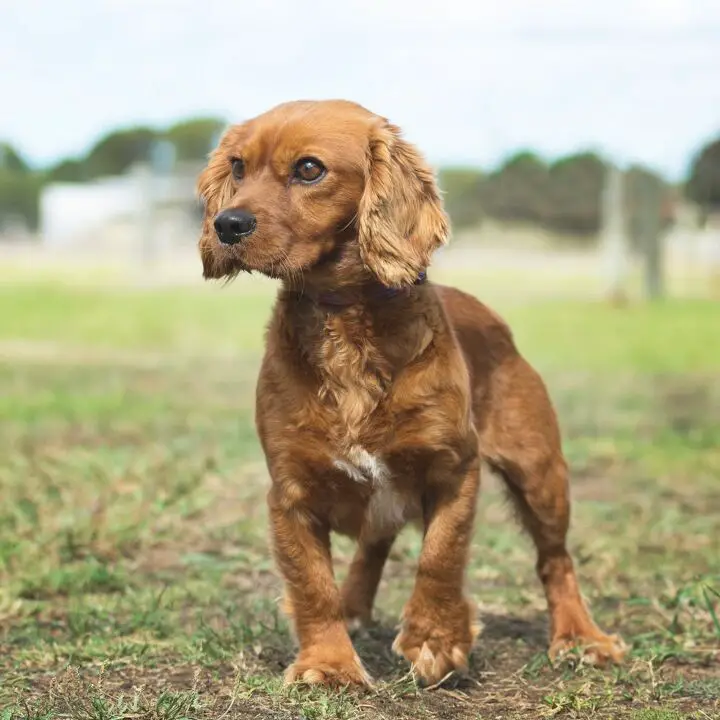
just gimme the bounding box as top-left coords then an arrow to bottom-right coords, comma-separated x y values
39,161 -> 203,254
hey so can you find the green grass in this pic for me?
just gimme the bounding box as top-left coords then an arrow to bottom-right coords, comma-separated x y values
2,279 -> 718,372
1,279 -> 719,719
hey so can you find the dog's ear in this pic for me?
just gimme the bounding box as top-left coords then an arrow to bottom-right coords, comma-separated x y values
196,141 -> 234,279
357,120 -> 449,287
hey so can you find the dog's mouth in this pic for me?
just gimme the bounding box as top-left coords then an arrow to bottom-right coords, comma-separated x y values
211,227 -> 351,284
215,242 -> 299,280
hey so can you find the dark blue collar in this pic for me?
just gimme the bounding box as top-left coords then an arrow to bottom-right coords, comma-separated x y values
306,271 -> 427,310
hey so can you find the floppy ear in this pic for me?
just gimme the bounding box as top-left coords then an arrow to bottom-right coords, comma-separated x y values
196,140 -> 235,279
357,120 -> 449,287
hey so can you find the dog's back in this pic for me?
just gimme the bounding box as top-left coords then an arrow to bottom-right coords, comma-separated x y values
437,285 -> 518,371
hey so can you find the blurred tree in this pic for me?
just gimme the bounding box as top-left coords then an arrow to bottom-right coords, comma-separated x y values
483,151 -> 548,224
685,136 -> 720,216
437,166 -> 484,229
0,142 -> 31,174
84,127 -> 158,178
545,152 -> 606,235
0,170 -> 43,231
46,158 -> 86,183
0,143 -> 40,231
165,117 -> 226,161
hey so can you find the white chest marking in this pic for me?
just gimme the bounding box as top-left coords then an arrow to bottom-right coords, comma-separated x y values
333,445 -> 390,485
333,445 -> 408,540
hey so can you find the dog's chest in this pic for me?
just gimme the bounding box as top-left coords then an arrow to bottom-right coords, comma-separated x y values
333,444 -> 389,485
333,445 -> 416,540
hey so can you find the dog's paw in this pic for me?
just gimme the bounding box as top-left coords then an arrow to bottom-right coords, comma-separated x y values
392,598 -> 478,685
284,647 -> 372,688
393,635 -> 470,685
549,631 -> 628,667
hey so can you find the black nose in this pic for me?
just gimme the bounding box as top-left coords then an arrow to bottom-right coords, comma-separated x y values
213,209 -> 257,245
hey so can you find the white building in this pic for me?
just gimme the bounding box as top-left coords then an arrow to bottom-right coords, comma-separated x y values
39,161 -> 203,254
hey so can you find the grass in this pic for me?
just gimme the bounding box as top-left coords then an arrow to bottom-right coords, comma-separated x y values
1,277 -> 719,719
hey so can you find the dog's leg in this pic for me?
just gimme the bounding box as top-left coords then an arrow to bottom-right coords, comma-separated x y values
484,357 -> 627,666
340,535 -> 396,629
268,487 -> 372,687
500,459 -> 627,665
392,447 -> 480,685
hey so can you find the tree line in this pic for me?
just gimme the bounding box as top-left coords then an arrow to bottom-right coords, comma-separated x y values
442,136 -> 719,239
0,117 -> 225,231
440,153 -> 676,245
1,117 -> 719,238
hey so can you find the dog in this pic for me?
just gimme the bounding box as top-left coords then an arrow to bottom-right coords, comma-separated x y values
197,99 -> 626,687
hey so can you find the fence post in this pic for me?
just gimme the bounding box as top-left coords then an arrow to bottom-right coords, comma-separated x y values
135,162 -> 155,273
600,162 -> 629,303
637,176 -> 665,300
136,141 -> 177,274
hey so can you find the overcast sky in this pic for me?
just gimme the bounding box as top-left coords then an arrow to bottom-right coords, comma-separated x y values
1,0 -> 718,179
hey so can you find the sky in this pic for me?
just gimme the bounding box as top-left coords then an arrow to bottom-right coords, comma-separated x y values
1,0 -> 719,180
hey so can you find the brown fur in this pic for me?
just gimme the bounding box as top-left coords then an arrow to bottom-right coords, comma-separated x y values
197,99 -> 626,687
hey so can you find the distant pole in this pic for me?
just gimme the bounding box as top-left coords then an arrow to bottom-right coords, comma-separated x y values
0,146 -> 5,233
708,213 -> 720,299
151,140 -> 176,175
136,162 -> 155,272
600,162 -> 629,304
637,178 -> 665,300
139,140 -> 176,272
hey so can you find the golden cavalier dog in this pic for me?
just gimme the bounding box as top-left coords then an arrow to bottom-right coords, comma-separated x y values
197,99 -> 626,687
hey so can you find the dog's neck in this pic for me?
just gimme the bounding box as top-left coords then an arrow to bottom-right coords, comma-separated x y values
276,275 -> 436,450
278,273 -> 436,380
286,271 -> 427,311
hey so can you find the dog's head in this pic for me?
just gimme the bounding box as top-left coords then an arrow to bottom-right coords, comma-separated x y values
197,100 -> 448,288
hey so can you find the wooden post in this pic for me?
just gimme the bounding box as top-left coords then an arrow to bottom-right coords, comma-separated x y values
600,162 -> 629,304
636,176 -> 665,300
708,213 -> 720,299
136,141 -> 176,273
135,161 -> 155,272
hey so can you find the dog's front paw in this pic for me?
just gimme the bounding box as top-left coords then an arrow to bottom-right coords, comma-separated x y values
549,631 -> 628,667
284,646 -> 372,688
392,596 -> 479,685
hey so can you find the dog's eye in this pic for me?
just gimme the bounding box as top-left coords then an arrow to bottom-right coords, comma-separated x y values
293,157 -> 326,184
231,158 -> 245,181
